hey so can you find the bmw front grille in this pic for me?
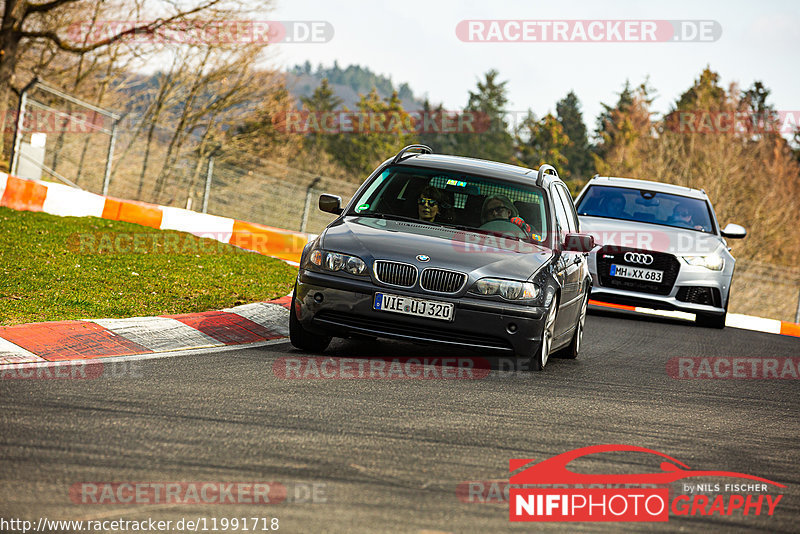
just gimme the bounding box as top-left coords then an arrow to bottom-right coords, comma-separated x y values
373,260 -> 418,287
420,268 -> 467,293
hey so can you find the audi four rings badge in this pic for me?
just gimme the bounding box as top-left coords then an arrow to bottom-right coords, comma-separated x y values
624,252 -> 654,265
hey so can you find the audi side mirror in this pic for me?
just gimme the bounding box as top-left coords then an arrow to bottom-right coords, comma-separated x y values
319,194 -> 343,215
720,223 -> 746,239
563,233 -> 595,252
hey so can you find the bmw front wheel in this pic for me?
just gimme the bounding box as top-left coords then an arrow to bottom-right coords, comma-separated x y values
555,292 -> 588,360
289,288 -> 332,352
530,298 -> 558,371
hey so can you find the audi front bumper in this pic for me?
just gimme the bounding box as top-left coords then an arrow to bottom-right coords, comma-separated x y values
587,252 -> 733,315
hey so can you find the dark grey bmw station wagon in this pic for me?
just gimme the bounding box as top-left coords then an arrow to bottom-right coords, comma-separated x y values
289,145 -> 595,370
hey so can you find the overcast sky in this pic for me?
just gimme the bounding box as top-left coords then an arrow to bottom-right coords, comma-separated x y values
266,0 -> 799,133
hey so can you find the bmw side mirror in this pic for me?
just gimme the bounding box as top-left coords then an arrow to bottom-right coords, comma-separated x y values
319,194 -> 343,215
563,233 -> 595,252
720,223 -> 746,239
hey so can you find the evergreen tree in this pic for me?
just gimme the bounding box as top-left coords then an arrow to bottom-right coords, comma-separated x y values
417,98 -> 462,155
301,78 -> 342,111
301,79 -> 343,154
674,67 -> 726,111
556,91 -> 592,181
514,111 -> 570,177
740,81 -> 779,137
663,67 -> 732,137
595,80 -> 634,140
593,81 -> 654,176
452,69 -> 514,163
327,89 -> 417,176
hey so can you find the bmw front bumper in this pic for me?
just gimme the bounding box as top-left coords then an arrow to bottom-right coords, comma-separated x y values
294,269 -> 547,358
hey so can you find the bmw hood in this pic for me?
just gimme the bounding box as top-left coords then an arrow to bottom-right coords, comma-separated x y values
579,216 -> 725,256
318,216 -> 553,281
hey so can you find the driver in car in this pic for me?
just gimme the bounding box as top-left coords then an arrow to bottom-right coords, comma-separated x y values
480,195 -> 532,236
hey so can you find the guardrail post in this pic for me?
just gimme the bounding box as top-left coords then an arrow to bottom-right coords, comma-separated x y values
300,176 -> 322,233
795,287 -> 800,324
101,118 -> 119,195
9,78 -> 38,177
202,156 -> 214,214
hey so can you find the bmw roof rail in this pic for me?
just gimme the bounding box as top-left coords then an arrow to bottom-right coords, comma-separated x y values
535,164 -> 559,187
392,144 -> 433,164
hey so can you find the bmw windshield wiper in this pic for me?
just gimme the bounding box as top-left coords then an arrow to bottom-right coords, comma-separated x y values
353,213 -> 435,224
351,214 -> 536,243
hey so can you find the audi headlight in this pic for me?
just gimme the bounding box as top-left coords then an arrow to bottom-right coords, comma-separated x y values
309,249 -> 367,275
682,253 -> 724,271
470,278 -> 540,301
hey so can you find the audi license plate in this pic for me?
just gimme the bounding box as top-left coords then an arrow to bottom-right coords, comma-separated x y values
373,292 -> 454,321
610,264 -> 663,283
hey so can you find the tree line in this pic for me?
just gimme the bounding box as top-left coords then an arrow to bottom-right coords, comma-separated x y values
0,1 -> 798,267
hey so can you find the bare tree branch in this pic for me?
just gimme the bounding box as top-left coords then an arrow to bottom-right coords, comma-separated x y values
20,0 -> 225,53
24,0 -> 82,17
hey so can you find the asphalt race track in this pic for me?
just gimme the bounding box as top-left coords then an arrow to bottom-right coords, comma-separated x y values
1,310 -> 798,533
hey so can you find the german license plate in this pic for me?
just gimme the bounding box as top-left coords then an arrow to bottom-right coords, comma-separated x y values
610,264 -> 664,283
373,292 -> 454,321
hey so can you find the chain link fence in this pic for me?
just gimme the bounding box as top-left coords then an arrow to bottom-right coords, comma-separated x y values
730,260 -> 800,323
9,80 -> 119,192
7,82 -> 359,235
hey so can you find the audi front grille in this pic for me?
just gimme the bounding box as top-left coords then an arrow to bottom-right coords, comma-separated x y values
373,260 -> 418,287
596,246 -> 680,295
420,268 -> 467,293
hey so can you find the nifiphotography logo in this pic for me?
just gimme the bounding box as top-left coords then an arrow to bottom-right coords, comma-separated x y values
508,445 -> 785,522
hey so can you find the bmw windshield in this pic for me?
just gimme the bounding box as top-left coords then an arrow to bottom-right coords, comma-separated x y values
346,165 -> 549,243
576,185 -> 716,234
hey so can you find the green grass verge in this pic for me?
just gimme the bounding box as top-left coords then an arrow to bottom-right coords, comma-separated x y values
0,206 -> 298,325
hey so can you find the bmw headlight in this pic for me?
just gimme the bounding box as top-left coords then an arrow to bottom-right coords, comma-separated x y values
309,249 -> 367,275
682,253 -> 724,271
470,278 -> 540,301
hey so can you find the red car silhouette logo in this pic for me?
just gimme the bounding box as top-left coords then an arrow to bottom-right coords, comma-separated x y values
510,444 -> 785,487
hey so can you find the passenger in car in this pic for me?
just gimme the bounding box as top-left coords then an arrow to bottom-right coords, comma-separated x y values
417,186 -> 446,222
668,203 -> 705,231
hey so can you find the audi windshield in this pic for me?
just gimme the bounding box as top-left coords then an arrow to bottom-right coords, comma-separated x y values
576,185 -> 716,234
346,165 -> 549,243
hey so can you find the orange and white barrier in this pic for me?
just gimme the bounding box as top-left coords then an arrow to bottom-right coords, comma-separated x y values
589,300 -> 800,338
0,173 -> 311,263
